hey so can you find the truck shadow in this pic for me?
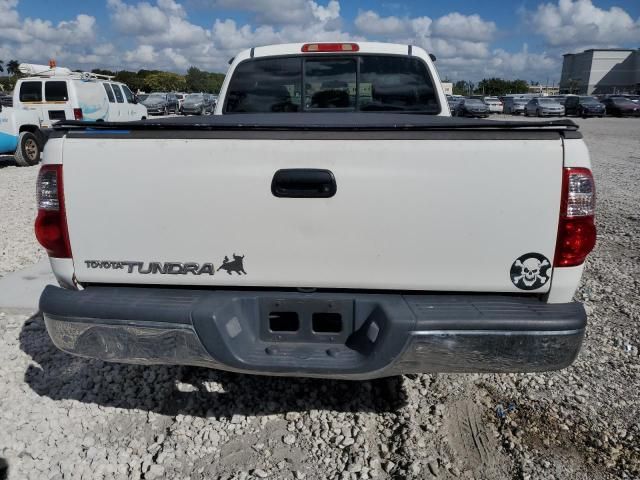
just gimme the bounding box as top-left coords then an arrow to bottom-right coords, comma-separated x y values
0,457 -> 8,480
19,314 -> 407,418
0,155 -> 18,169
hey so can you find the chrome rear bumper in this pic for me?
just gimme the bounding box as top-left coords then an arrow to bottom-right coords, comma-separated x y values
41,286 -> 586,379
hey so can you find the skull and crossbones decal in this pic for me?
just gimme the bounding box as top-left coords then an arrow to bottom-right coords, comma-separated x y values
510,253 -> 551,290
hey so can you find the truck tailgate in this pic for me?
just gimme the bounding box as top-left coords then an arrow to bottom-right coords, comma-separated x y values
61,131 -> 564,293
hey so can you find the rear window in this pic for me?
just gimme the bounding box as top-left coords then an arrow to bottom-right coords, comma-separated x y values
305,58 -> 356,109
19,81 -> 42,102
45,81 -> 68,101
225,55 -> 440,114
111,84 -> 124,103
225,57 -> 301,113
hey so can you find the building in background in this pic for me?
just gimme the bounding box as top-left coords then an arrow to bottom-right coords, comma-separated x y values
528,84 -> 560,96
560,48 -> 640,95
441,82 -> 453,95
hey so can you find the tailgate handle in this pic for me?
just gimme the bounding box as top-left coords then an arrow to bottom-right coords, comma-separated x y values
271,169 -> 336,198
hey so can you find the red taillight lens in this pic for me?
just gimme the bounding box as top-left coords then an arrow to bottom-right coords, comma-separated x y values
73,108 -> 83,120
35,165 -> 72,258
301,43 -> 359,53
554,168 -> 596,267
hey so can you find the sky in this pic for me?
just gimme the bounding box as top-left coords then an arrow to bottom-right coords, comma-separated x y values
1,0 -> 639,83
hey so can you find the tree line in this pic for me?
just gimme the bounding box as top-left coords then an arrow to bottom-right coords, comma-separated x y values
91,67 -> 225,93
1,60 -> 225,94
2,58 -> 536,97
452,78 -> 531,96
0,59 -> 20,76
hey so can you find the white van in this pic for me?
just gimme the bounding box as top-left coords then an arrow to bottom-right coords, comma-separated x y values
13,64 -> 147,127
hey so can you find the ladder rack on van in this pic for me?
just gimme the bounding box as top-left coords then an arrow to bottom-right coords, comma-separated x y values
18,63 -> 115,81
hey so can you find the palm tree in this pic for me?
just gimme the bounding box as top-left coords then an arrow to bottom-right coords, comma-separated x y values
7,60 -> 20,76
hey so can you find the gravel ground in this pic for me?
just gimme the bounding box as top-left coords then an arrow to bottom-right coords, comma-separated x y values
0,155 -> 44,277
0,117 -> 639,480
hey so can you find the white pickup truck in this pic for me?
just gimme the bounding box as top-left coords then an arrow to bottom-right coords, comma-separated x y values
0,104 -> 44,166
36,42 -> 596,379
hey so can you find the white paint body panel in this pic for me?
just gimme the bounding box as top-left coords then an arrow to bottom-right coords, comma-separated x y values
49,257 -> 77,290
61,137 -> 565,292
0,106 -> 41,154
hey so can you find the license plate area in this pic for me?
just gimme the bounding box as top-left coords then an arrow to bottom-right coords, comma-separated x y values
259,298 -> 354,343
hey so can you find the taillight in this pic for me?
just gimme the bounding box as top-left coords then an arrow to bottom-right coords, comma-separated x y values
73,108 -> 83,120
301,43 -> 359,53
554,167 -> 596,267
35,165 -> 72,258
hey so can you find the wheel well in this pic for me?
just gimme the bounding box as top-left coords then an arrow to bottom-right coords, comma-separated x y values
18,125 -> 45,147
19,124 -> 38,134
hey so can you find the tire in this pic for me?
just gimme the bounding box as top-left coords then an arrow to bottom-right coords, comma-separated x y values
14,131 -> 41,167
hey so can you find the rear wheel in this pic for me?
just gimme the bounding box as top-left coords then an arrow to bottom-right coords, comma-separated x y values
14,131 -> 41,167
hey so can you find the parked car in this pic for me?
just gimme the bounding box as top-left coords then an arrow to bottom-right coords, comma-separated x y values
137,93 -> 149,103
175,93 -> 186,112
503,97 -> 528,115
600,97 -> 640,117
205,94 -> 217,110
141,92 -> 179,115
524,97 -> 565,117
564,96 -> 606,117
483,96 -> 503,113
181,93 -> 214,115
621,94 -> 640,104
0,103 -> 44,166
0,92 -> 13,107
548,95 -> 569,106
14,63 -> 147,125
454,98 -> 490,117
447,95 -> 462,112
